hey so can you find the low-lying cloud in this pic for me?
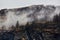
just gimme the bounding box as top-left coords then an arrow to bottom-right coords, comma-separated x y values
0,5 -> 60,30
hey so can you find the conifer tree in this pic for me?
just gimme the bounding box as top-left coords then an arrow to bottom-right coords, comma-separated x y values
16,21 -> 19,29
53,14 -> 58,23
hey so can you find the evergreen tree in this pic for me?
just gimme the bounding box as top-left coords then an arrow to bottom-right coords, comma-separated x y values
16,21 -> 19,29
53,14 -> 58,23
11,25 -> 15,31
58,13 -> 60,23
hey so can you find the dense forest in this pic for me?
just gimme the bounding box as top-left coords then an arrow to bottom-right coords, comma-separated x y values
5,14 -> 60,40
0,5 -> 60,40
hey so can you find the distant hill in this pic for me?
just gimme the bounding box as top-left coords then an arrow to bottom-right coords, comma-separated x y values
0,5 -> 60,30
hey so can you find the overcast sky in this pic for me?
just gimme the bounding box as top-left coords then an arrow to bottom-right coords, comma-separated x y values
0,0 -> 60,9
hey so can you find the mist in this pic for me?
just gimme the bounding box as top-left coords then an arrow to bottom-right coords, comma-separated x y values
0,5 -> 60,30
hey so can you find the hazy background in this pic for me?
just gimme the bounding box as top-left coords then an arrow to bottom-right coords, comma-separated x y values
0,0 -> 60,9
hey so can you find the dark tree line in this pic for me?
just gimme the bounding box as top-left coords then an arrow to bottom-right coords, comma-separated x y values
53,13 -> 60,23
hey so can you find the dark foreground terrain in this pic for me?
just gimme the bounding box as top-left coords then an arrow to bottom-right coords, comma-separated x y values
0,22 -> 60,40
